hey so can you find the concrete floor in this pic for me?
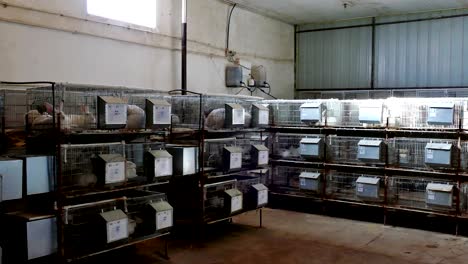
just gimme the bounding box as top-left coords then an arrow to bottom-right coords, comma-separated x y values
91,209 -> 468,264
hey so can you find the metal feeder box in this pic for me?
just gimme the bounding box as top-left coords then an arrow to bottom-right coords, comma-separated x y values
5,214 -> 57,261
300,102 -> 322,123
223,146 -> 243,171
97,96 -> 128,129
250,183 -> 268,208
252,104 -> 269,127
300,138 -> 324,160
145,99 -> 171,129
147,201 -> 173,232
99,209 -> 129,244
425,143 -> 455,167
356,177 -> 380,199
357,140 -> 385,162
144,150 -> 173,181
20,156 -> 54,196
251,144 -> 269,167
225,103 -> 245,128
426,183 -> 454,208
359,104 -> 383,124
427,103 -> 454,125
0,158 -> 23,202
224,188 -> 243,214
93,154 -> 126,185
299,172 -> 321,192
167,147 -> 199,176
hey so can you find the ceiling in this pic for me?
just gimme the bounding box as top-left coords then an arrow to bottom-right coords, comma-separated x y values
227,0 -> 468,25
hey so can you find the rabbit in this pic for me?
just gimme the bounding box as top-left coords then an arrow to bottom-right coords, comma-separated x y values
244,112 -> 252,128
25,110 -> 41,126
126,105 -> 145,129
74,173 -> 97,187
205,108 -> 225,130
126,161 -> 138,178
171,114 -> 180,125
47,102 -> 96,130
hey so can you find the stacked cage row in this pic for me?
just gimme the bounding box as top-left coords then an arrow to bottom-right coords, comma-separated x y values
265,97 -> 468,129
271,166 -> 464,214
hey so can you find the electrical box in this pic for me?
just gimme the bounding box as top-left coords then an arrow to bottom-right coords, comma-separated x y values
145,99 -> 171,129
223,146 -> 243,171
144,150 -> 173,181
251,65 -> 267,87
356,177 -> 380,199
359,103 -> 383,124
0,158 -> 23,201
147,201 -> 173,232
252,104 -> 269,127
300,138 -> 324,160
250,183 -> 268,208
225,103 -> 245,128
425,143 -> 455,167
300,102 -> 322,123
224,188 -> 243,214
99,210 -> 129,244
427,103 -> 454,125
357,140 -> 385,162
167,147 -> 199,176
299,172 -> 321,192
426,183 -> 454,208
225,65 -> 243,87
93,154 -> 127,185
98,96 -> 128,129
251,144 -> 269,167
21,156 -> 54,196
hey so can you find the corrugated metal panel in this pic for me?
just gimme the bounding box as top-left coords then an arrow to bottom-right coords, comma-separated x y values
375,10 -> 468,88
297,26 -> 372,90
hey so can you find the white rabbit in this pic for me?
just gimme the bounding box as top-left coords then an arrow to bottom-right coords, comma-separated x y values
32,112 -> 53,128
205,108 -> 225,130
25,110 -> 41,126
280,149 -> 291,158
126,105 -> 145,129
44,102 -> 96,130
171,114 -> 180,125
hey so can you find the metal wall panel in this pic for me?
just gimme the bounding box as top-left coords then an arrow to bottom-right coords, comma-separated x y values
297,25 -> 372,90
375,10 -> 468,88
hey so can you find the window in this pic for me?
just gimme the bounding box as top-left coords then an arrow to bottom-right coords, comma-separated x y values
87,0 -> 157,29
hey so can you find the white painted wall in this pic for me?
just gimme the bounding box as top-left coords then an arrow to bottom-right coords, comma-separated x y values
0,0 -> 294,99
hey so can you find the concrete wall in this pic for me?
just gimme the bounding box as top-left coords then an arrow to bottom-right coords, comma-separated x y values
0,0 -> 294,99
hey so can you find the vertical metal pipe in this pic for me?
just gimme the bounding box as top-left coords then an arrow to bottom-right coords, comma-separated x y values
370,17 -> 376,89
181,0 -> 187,95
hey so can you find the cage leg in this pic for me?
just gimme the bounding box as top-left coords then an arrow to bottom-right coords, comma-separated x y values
259,208 -> 263,228
164,237 -> 169,260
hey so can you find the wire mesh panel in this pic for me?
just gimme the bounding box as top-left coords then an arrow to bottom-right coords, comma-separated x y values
236,134 -> 268,166
271,165 -> 321,190
124,142 -> 166,179
328,136 -> 386,166
203,179 -> 237,220
386,97 -> 464,129
387,177 -> 457,213
203,137 -> 237,169
61,142 -> 125,189
170,95 -> 203,130
326,171 -> 385,202
63,198 -> 127,257
271,133 -> 323,160
388,138 -> 459,171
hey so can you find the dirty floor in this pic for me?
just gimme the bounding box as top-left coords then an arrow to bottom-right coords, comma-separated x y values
88,208 -> 468,264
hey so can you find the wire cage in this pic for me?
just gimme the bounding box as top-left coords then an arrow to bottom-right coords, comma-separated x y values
26,83 -> 168,132
326,171 -> 385,202
203,137 -> 237,170
387,176 -> 459,213
327,136 -> 386,166
125,191 -> 171,236
236,133 -> 269,166
60,142 -> 125,190
271,165 -> 322,192
270,133 -> 323,161
124,142 -> 167,180
63,197 -> 127,257
388,138 -> 459,171
203,178 -> 238,221
386,97 -> 465,130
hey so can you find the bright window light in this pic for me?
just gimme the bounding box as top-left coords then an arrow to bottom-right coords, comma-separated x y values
87,0 -> 157,28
